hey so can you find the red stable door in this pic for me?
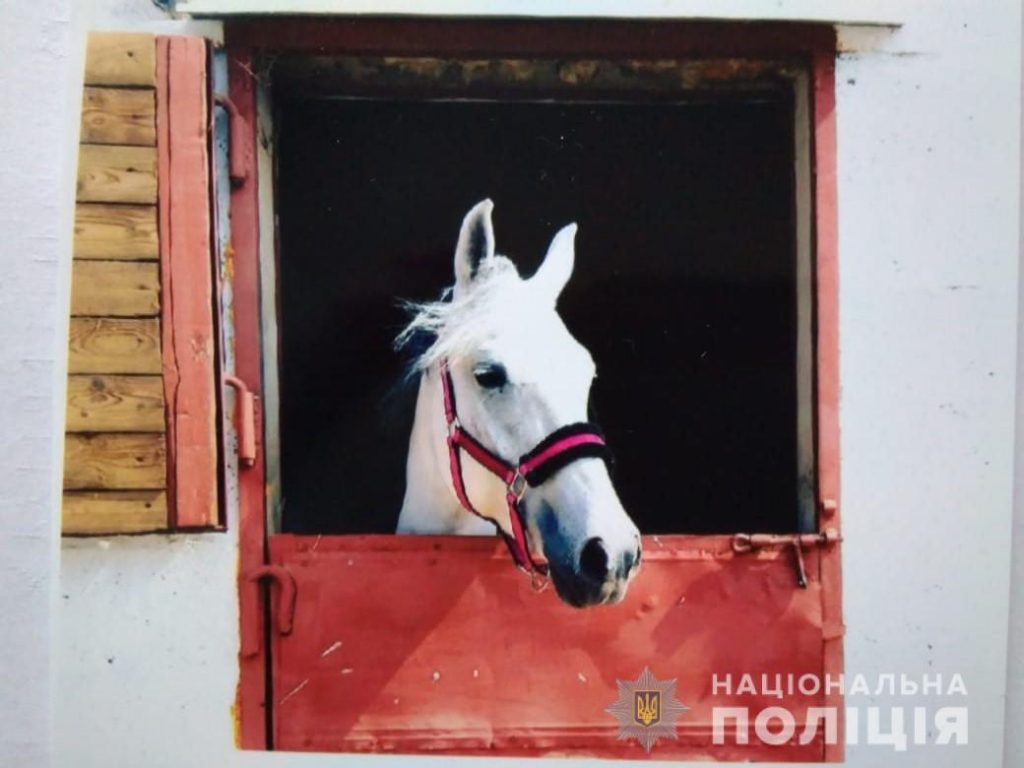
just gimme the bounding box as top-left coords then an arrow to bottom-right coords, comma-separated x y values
228,27 -> 843,762
265,533 -> 834,759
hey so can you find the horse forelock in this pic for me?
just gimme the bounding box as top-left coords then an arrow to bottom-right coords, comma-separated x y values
394,255 -> 522,373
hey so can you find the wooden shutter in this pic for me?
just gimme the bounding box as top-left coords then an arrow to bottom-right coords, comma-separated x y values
63,32 -> 219,534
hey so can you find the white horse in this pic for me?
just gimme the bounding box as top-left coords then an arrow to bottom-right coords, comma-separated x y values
396,199 -> 641,607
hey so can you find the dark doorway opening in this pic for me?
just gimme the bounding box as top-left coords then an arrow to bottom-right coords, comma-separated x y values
276,91 -> 798,535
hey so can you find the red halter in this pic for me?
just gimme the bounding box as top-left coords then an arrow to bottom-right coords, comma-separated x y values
439,359 -> 612,576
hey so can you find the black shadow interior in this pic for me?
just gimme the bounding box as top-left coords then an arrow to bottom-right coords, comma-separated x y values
276,94 -> 798,535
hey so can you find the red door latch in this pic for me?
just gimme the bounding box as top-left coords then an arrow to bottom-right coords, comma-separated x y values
732,529 -> 841,588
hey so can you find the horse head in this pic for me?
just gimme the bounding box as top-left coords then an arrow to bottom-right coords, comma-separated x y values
397,199 -> 642,607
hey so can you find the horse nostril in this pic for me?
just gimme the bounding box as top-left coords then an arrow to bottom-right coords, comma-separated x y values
579,537 -> 610,583
620,544 -> 642,576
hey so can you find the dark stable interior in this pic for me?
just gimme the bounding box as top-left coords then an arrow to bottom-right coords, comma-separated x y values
276,93 -> 799,535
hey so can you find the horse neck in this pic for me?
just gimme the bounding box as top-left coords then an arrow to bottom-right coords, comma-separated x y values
398,369 -> 463,533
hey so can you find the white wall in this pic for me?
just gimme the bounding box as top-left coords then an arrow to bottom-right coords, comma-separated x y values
835,9 -> 1019,765
1008,39 -> 1024,755
0,2 -> 81,766
0,1 -> 1016,766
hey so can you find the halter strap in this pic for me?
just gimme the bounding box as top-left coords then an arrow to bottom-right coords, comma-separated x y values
439,359 -> 612,575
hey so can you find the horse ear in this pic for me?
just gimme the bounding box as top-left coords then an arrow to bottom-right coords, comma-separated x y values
454,199 -> 495,295
532,223 -> 577,303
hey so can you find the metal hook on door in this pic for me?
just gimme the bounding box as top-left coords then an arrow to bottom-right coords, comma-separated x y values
240,565 -> 297,658
213,94 -> 250,186
224,375 -> 257,467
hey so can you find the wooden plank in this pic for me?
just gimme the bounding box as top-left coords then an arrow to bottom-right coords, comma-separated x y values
74,203 -> 159,261
71,260 -> 160,317
81,86 -> 156,146
64,433 -> 167,490
156,37 -> 178,524
224,18 -> 837,57
68,318 -> 162,374
77,144 -> 158,204
158,36 -> 219,529
66,375 -> 165,432
85,32 -> 156,87
62,490 -> 167,534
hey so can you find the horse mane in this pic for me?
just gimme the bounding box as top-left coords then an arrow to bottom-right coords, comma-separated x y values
394,255 -> 521,375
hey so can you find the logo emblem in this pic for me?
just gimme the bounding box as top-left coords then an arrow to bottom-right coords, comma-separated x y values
606,666 -> 688,752
635,690 -> 660,726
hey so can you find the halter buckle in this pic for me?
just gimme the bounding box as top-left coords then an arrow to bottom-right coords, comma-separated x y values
446,416 -> 461,439
509,471 -> 527,501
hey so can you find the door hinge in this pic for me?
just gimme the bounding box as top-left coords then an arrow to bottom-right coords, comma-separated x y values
213,94 -> 250,186
240,565 -> 296,658
224,375 -> 257,467
732,529 -> 841,589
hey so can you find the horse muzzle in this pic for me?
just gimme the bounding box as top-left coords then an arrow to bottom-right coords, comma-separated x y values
543,527 -> 643,608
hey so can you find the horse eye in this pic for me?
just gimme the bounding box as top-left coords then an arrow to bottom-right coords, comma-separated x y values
473,364 -> 508,390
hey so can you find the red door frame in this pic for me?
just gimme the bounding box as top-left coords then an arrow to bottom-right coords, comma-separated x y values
227,18 -> 841,757
812,48 -> 843,760
228,51 -> 269,749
